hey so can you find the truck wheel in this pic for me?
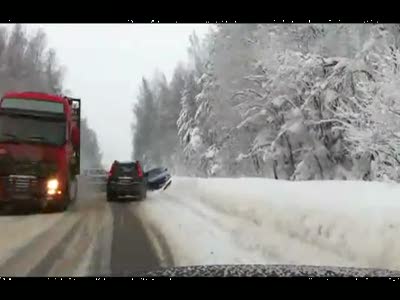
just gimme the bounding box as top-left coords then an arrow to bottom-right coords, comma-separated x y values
44,198 -> 67,213
106,192 -> 114,202
68,178 -> 78,206
55,178 -> 77,213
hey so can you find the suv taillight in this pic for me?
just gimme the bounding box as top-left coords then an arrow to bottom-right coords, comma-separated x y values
136,161 -> 143,178
108,162 -> 116,178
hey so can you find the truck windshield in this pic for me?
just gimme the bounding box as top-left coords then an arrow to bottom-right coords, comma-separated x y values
1,98 -> 64,113
0,115 -> 66,146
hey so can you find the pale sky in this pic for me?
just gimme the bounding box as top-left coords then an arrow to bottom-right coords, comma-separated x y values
24,24 -> 210,168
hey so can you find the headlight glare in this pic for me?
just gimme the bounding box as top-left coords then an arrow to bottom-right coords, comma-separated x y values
47,179 -> 59,190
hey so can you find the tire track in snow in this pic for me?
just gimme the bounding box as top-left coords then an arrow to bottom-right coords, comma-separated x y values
30,196 -> 112,276
0,190 -> 112,277
87,200 -> 113,276
0,213 -> 65,268
0,213 -> 81,276
27,218 -> 84,276
129,202 -> 175,268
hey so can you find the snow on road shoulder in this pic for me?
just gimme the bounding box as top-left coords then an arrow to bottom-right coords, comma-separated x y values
135,191 -> 267,267
136,179 -> 352,268
140,177 -> 400,271
180,178 -> 400,270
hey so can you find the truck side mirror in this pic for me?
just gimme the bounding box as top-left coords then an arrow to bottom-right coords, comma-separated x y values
71,126 -> 80,148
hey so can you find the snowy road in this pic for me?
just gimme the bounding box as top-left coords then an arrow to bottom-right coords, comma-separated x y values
0,188 -> 166,277
0,177 -> 400,276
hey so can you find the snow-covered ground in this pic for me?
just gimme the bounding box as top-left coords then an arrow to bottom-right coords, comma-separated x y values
2,177 -> 400,275
136,177 -> 400,271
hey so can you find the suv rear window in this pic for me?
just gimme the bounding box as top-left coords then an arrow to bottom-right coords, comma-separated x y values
114,163 -> 138,177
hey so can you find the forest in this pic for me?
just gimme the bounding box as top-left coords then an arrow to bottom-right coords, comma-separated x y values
132,24 -> 400,181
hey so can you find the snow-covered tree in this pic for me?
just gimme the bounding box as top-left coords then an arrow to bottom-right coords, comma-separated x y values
81,118 -> 103,169
176,71 -> 202,175
132,78 -> 159,169
162,64 -> 186,173
132,24 -> 400,181
329,25 -> 400,181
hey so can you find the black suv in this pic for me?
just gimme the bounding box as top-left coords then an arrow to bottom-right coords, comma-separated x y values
106,160 -> 147,202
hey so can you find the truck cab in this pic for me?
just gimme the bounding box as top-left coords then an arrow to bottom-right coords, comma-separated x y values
0,91 -> 81,213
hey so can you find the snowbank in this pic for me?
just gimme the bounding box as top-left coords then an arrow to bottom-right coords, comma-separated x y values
139,177 -> 400,270
135,194 -> 268,267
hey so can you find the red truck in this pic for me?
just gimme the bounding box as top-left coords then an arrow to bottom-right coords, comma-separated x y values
0,91 -> 81,213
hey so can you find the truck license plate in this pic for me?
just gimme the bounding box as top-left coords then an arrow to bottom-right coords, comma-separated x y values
13,193 -> 31,200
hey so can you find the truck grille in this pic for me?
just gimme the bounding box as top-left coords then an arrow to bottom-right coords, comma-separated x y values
0,159 -> 57,177
7,175 -> 39,193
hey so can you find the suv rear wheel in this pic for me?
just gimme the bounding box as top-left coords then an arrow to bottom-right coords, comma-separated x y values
107,191 -> 116,202
133,189 -> 146,202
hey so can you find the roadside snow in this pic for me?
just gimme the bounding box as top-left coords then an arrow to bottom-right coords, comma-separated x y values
135,193 -> 268,266
138,177 -> 400,271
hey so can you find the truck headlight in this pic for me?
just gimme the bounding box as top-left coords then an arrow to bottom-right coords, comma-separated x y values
47,179 -> 59,191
